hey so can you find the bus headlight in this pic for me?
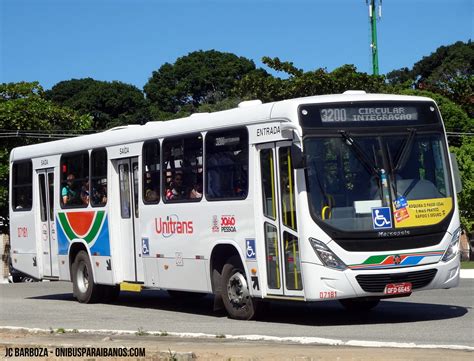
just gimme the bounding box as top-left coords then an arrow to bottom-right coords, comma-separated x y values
442,228 -> 462,262
309,238 -> 347,271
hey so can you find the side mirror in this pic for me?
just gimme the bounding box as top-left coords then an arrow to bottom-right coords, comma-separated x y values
450,153 -> 462,193
291,144 -> 305,169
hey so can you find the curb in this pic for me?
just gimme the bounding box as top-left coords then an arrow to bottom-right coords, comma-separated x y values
0,326 -> 473,352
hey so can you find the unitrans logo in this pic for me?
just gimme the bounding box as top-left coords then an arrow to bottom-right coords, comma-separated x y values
155,215 -> 193,238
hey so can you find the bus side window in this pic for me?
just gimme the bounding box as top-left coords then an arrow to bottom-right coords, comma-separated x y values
205,127 -> 248,200
60,152 -> 89,208
162,134 -> 203,202
91,148 -> 108,207
12,161 -> 33,211
143,140 -> 160,204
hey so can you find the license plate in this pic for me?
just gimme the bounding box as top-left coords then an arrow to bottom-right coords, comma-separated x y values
384,282 -> 412,295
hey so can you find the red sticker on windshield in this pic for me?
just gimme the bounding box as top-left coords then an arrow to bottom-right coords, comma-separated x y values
394,207 -> 410,223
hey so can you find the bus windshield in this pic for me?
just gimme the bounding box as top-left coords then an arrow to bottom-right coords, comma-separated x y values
304,132 -> 453,232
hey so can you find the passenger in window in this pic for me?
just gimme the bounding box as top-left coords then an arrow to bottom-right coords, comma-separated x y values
165,173 -> 186,200
144,172 -> 158,202
92,179 -> 107,205
62,174 -> 77,205
145,189 -> 158,202
80,178 -> 90,205
189,182 -> 202,199
15,194 -> 26,210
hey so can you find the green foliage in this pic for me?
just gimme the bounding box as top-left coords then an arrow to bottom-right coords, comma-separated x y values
412,41 -> 473,88
46,78 -> 148,129
135,327 -> 149,336
234,60 -> 388,102
144,50 -> 257,114
197,97 -> 241,113
387,41 -> 474,116
0,81 -> 92,222
451,137 -> 474,234
395,89 -> 472,135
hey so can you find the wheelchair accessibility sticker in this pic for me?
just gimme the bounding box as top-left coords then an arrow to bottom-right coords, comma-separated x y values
142,238 -> 150,256
246,239 -> 256,259
371,207 -> 392,229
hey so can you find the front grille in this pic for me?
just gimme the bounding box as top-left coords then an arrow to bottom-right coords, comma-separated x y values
356,269 -> 438,293
334,232 -> 445,252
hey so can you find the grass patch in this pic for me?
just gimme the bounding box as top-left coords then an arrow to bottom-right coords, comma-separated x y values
168,349 -> 177,361
135,327 -> 149,336
159,330 -> 169,336
461,261 -> 474,269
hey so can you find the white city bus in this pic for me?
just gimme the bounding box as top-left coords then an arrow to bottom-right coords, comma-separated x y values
9,92 -> 462,319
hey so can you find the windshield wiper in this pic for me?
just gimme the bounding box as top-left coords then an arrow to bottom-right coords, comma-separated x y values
339,131 -> 379,178
386,142 -> 398,196
393,128 -> 417,172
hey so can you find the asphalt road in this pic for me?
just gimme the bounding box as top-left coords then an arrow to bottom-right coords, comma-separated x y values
0,280 -> 473,348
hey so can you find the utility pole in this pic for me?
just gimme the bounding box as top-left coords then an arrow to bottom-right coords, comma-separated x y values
367,0 -> 382,75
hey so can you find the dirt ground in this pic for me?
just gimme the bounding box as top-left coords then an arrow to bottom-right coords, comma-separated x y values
0,329 -> 472,361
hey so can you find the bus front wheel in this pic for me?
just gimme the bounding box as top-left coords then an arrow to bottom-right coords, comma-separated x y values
221,256 -> 259,320
71,250 -> 102,303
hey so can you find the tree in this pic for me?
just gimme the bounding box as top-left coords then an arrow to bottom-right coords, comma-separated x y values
386,41 -> 474,116
0,82 -> 92,223
451,137 -> 474,234
234,58 -> 388,102
396,89 -> 472,136
144,50 -> 258,115
46,78 -> 148,129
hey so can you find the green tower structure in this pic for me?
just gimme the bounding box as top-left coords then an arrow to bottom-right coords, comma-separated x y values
368,0 -> 382,75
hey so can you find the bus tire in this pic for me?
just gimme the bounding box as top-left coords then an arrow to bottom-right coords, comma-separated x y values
339,297 -> 380,311
71,250 -> 102,303
221,255 -> 259,320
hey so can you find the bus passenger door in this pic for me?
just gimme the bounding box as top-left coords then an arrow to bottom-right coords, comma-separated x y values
37,168 -> 59,278
116,157 -> 144,283
258,142 -> 303,297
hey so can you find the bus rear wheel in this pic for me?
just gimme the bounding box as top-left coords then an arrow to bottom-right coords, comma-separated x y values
71,250 -> 102,303
339,297 -> 380,311
221,256 -> 259,320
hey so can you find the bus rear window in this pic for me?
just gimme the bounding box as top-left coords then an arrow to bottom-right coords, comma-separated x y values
12,161 -> 32,211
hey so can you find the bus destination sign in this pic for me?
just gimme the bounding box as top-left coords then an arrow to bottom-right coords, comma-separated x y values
298,101 -> 440,129
320,106 -> 419,123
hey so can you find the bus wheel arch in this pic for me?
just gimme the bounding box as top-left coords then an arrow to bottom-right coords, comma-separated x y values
210,243 -> 244,294
69,242 -> 88,277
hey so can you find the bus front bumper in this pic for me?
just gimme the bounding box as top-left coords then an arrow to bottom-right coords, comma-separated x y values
301,256 -> 460,301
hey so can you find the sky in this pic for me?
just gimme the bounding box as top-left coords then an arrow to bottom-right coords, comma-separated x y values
1,0 -> 472,90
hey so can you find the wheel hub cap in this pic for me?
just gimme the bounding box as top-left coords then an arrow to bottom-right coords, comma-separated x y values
227,272 -> 249,305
